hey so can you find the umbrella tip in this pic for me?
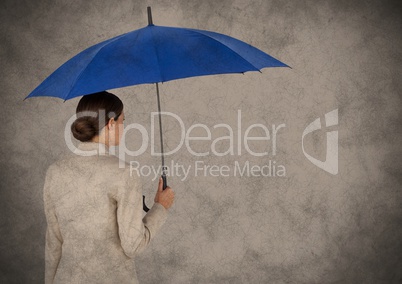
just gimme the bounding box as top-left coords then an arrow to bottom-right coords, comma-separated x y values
147,6 -> 154,26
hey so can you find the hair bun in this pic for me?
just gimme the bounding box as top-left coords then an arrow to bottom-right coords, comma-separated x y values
71,91 -> 123,143
71,116 -> 99,142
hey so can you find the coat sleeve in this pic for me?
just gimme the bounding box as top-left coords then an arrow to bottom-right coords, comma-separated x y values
115,169 -> 168,258
43,166 -> 63,284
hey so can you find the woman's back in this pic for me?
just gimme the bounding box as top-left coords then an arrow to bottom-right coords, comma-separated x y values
44,142 -> 168,283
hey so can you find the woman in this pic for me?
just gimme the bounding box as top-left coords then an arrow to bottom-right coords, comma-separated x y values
43,91 -> 174,283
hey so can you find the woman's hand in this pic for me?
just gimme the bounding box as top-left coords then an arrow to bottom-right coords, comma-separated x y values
154,177 -> 174,209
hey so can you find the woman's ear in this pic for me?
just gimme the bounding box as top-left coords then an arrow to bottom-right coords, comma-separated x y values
107,117 -> 115,130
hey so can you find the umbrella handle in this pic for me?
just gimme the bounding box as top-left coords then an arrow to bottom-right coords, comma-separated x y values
162,173 -> 168,190
142,195 -> 150,212
142,174 -> 167,212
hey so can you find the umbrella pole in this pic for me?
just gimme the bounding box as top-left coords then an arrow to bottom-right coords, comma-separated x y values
156,83 -> 168,190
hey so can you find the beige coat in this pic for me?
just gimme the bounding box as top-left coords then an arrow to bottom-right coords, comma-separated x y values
43,141 -> 168,283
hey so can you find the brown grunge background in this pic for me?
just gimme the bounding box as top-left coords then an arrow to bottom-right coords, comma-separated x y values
1,0 -> 401,283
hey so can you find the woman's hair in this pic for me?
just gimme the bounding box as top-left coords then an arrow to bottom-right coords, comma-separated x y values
71,91 -> 123,142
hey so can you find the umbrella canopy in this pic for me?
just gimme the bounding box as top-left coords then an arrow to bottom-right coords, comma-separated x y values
24,7 -> 289,210
24,10 -> 288,101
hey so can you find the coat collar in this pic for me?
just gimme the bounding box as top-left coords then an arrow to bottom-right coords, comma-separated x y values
73,141 -> 110,156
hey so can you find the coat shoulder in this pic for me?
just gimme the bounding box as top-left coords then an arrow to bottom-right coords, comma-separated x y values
46,152 -> 132,179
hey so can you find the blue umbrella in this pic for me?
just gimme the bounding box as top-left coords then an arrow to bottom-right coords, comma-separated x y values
24,7 -> 289,210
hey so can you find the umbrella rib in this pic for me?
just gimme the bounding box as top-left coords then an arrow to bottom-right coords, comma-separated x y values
187,29 -> 262,72
64,33 -> 128,99
187,29 -> 289,73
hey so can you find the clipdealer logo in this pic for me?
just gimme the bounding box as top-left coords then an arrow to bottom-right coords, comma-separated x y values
65,108 -> 339,178
302,109 -> 338,175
